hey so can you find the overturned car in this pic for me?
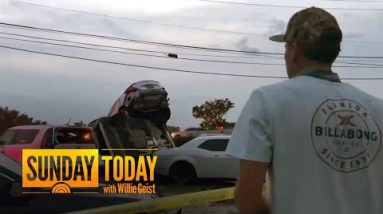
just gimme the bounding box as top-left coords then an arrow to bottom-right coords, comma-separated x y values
90,80 -> 175,156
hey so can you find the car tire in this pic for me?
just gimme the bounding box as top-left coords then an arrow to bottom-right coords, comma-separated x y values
169,161 -> 196,184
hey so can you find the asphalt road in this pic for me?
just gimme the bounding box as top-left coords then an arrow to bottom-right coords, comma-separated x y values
156,178 -> 235,196
155,178 -> 238,214
0,174 -> 237,213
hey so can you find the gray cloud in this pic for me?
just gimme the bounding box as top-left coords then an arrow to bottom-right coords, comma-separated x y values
1,0 -> 383,129
235,37 -> 259,52
267,19 -> 286,36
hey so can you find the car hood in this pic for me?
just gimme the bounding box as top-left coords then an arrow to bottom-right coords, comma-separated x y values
154,147 -> 183,156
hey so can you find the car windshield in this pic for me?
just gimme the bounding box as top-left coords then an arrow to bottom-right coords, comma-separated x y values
0,129 -> 39,145
54,128 -> 94,145
185,128 -> 204,131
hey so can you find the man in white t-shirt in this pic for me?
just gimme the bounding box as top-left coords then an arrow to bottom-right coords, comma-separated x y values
226,7 -> 383,214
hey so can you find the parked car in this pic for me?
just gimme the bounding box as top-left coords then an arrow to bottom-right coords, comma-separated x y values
171,127 -> 233,147
0,125 -> 96,163
154,135 -> 238,183
171,127 -> 205,139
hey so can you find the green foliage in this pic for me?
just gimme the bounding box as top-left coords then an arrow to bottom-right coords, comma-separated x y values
0,107 -> 47,134
192,98 -> 234,129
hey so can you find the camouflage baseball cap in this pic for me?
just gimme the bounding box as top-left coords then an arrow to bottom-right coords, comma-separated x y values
269,7 -> 341,43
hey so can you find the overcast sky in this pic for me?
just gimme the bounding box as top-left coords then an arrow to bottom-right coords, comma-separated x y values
1,0 -> 383,129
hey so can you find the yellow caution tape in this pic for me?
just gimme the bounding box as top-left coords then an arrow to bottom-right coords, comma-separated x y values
70,187 -> 235,214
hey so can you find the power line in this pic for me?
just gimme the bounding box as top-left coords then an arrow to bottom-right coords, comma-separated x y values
1,44 -> 382,80
1,22 -> 383,59
9,1 -> 381,45
0,35 -> 168,57
0,44 -> 285,78
343,39 -> 383,45
0,22 -> 280,56
335,60 -> 383,67
0,31 -> 266,59
0,35 -> 286,66
0,35 -> 285,66
199,0 -> 383,11
11,0 -> 258,36
0,31 -> 168,55
322,0 -> 383,2
2,34 -> 383,68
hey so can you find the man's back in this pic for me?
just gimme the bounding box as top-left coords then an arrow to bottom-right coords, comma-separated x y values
260,75 -> 383,214
228,7 -> 381,214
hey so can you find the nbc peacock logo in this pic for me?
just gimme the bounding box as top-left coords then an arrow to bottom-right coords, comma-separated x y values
51,182 -> 71,194
22,149 -> 99,194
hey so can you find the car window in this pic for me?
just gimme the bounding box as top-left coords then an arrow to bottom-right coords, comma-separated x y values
108,99 -> 120,116
41,128 -> 54,148
54,128 -> 94,145
0,131 -> 13,145
198,139 -> 229,151
185,127 -> 204,131
0,130 -> 39,145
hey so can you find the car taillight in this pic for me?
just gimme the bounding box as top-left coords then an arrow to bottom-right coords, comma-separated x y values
216,125 -> 224,132
83,133 -> 92,142
125,86 -> 137,93
171,133 -> 176,138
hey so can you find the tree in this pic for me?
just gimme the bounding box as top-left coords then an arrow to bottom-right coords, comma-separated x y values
192,98 -> 234,130
167,125 -> 180,133
73,120 -> 86,127
0,107 -> 47,134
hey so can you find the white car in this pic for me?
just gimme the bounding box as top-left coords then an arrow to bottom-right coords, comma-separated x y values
154,135 -> 238,183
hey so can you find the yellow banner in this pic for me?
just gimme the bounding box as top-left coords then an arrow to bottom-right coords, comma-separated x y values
22,149 -> 99,189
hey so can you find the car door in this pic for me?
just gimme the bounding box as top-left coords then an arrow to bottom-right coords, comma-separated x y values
41,128 -> 54,148
194,138 -> 238,178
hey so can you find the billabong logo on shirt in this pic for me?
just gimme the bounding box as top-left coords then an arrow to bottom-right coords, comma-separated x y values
311,99 -> 382,172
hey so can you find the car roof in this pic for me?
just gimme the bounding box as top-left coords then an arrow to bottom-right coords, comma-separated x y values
181,135 -> 231,148
8,125 -> 91,130
185,127 -> 204,131
193,135 -> 231,140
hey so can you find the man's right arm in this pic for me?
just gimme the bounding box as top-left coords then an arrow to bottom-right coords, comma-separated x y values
225,90 -> 274,213
235,159 -> 270,214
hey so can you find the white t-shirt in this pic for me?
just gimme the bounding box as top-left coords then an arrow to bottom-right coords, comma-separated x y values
226,71 -> 383,214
